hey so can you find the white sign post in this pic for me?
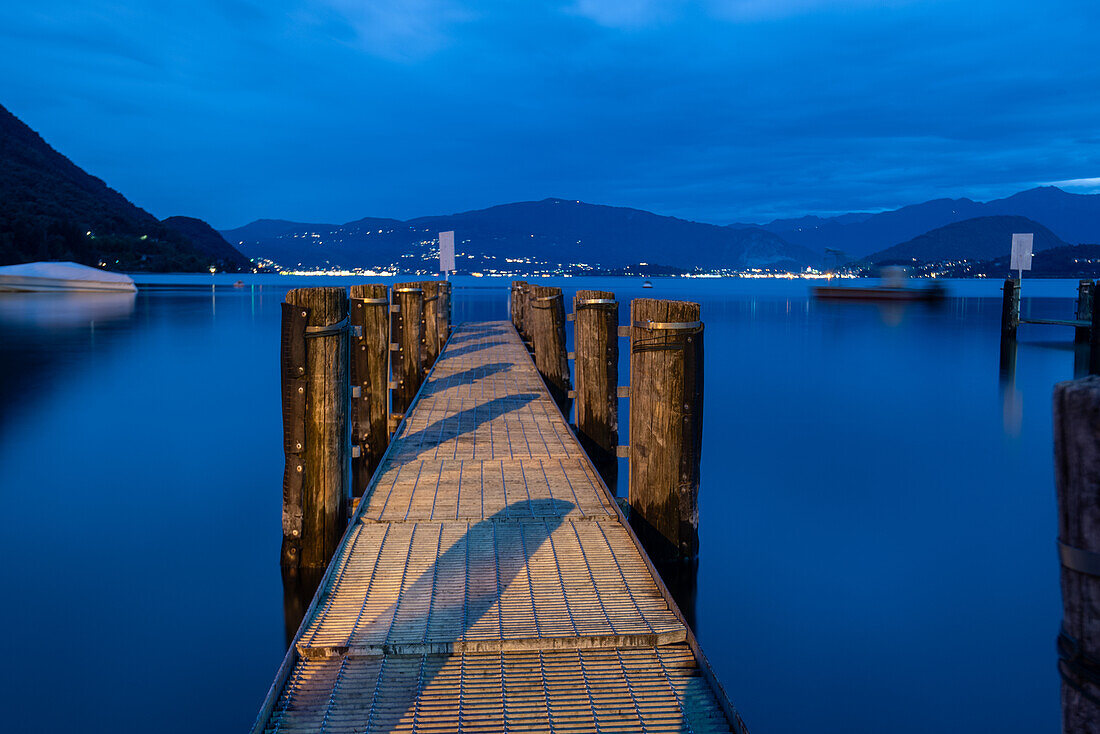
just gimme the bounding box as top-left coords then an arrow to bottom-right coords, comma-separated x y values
1010,233 -> 1033,282
438,231 -> 455,278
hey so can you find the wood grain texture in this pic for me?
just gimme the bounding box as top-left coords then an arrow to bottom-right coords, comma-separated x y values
1077,281 -> 1094,344
438,281 -> 452,345
628,298 -> 703,562
420,281 -> 442,372
1091,286 -> 1100,376
1055,376 -> 1100,733
574,289 -> 619,471
1002,278 -> 1019,340
529,285 -> 571,413
511,280 -> 526,334
350,284 -> 390,497
280,303 -> 308,567
510,283 -> 523,334
519,283 -> 533,344
285,287 -> 349,568
391,283 -> 424,415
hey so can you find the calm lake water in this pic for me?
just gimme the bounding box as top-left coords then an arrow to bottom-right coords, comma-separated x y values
0,275 -> 1080,732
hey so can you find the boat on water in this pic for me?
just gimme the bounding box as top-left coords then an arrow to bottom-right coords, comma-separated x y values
812,266 -> 946,302
642,280 -> 654,288
813,282 -> 946,302
0,261 -> 137,293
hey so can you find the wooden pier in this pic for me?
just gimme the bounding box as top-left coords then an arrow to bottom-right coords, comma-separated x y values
255,319 -> 744,733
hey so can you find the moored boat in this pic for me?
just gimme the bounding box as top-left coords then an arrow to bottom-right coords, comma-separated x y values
0,261 -> 137,293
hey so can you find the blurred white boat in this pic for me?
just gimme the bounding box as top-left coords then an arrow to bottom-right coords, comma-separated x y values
0,291 -> 136,327
0,261 -> 136,292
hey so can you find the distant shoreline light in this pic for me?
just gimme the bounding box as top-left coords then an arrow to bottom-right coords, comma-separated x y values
269,268 -> 858,280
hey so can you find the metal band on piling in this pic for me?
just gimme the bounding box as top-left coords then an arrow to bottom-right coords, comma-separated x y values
577,298 -> 617,307
531,295 -> 559,309
394,287 -> 423,294
633,320 -> 703,332
1060,540 -> 1100,578
353,297 -> 389,306
304,317 -> 351,338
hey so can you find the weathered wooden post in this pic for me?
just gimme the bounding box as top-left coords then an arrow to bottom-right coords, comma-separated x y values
1077,280 -> 1094,344
628,298 -> 703,563
1001,278 -> 1020,342
1054,376 -> 1100,733
438,280 -> 452,344
573,289 -> 619,484
349,284 -> 390,497
1087,285 -> 1100,377
391,283 -> 424,417
280,287 -> 349,569
529,284 -> 571,412
520,282 -> 534,349
511,280 -> 527,333
420,280 -> 442,373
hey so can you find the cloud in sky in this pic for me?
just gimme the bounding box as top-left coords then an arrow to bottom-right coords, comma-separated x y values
1049,177 -> 1100,193
566,0 -> 684,29
0,0 -> 1096,228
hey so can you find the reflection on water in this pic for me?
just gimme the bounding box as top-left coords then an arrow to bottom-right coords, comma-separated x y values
0,290 -> 135,327
0,276 -> 1081,733
999,339 -> 1022,436
653,557 -> 697,631
281,565 -> 325,648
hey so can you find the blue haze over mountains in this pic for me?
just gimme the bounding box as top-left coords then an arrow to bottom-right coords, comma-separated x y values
743,186 -> 1100,259
2,98 -> 1098,274
224,188 -> 1100,271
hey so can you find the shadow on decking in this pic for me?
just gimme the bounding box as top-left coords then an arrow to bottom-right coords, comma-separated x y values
396,393 -> 541,455
421,362 -> 514,395
436,338 -> 511,360
277,499 -> 592,730
446,326 -> 507,345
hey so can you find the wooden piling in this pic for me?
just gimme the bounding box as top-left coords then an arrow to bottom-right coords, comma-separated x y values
438,280 -> 452,345
1077,280 -> 1094,344
528,284 -> 571,412
391,283 -> 424,416
281,287 -> 349,569
1001,278 -> 1020,342
573,289 -> 619,482
511,280 -> 527,334
519,283 -> 533,347
1053,376 -> 1100,733
349,284 -> 390,497
420,281 -> 443,373
1090,285 -> 1100,377
628,298 -> 703,563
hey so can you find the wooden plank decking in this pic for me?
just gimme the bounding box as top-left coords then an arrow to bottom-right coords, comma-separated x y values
254,321 -> 744,733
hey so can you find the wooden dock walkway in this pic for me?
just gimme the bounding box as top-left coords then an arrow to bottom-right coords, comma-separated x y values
254,320 -> 744,733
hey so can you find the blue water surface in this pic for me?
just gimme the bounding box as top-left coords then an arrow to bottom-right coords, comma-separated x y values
0,275 -> 1075,732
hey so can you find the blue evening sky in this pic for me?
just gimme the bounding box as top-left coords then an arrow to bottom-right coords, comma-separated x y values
0,0 -> 1096,228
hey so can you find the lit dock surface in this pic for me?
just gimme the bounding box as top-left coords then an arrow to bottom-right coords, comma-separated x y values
255,321 -> 742,733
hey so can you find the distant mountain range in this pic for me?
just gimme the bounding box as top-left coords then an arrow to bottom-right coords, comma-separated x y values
5,96 -> 1099,276
226,188 -> 1100,274
870,216 -> 1069,263
737,186 -> 1100,258
0,103 -> 248,271
222,199 -> 816,272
